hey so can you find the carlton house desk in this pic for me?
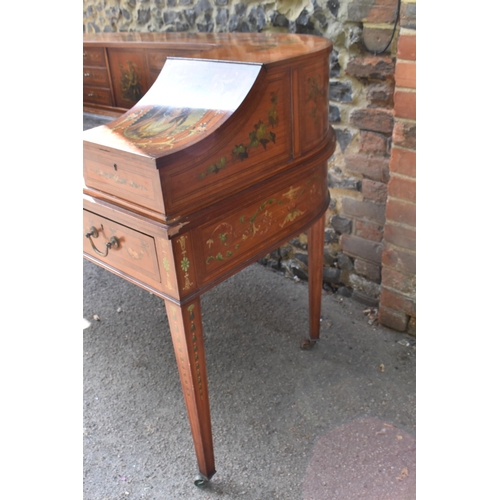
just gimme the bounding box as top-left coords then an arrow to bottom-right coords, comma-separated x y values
83,32 -> 336,487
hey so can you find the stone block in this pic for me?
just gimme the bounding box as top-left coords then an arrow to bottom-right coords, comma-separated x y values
355,220 -> 384,242
400,2 -> 416,29
329,81 -> 353,102
342,197 -> 386,225
378,305 -> 409,332
366,83 -> 394,107
361,179 -> 387,203
340,234 -> 383,263
327,0 -> 340,17
333,128 -> 353,152
350,108 -> 394,134
329,105 -> 341,123
344,155 -> 390,182
330,214 -> 353,234
359,131 -> 389,156
337,253 -> 354,270
347,0 -> 399,23
393,121 -> 416,150
323,266 -> 342,284
354,259 -> 381,282
345,56 -> 394,80
362,27 -> 396,55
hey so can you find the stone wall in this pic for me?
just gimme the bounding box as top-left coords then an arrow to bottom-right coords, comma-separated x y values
83,0 -> 416,335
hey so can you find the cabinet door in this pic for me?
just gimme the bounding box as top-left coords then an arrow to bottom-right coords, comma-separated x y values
108,48 -> 149,109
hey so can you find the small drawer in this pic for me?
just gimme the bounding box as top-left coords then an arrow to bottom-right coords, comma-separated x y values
83,86 -> 113,106
83,47 -> 106,67
83,149 -> 164,214
83,209 -> 161,286
83,67 -> 109,87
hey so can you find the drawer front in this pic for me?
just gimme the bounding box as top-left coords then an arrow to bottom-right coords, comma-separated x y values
83,86 -> 113,106
83,67 -> 109,87
197,165 -> 328,285
108,48 -> 148,109
83,150 -> 165,213
83,209 -> 161,286
83,47 -> 106,67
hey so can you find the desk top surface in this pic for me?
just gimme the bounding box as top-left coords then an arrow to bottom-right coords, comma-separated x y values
83,33 -> 332,160
83,32 -> 332,67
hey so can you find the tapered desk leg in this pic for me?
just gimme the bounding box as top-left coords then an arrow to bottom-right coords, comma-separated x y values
302,213 -> 326,349
164,298 -> 216,486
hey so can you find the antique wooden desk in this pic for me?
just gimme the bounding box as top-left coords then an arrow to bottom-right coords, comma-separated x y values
83,32 -> 335,487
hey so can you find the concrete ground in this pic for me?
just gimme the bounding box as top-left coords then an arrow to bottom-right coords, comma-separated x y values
83,113 -> 416,499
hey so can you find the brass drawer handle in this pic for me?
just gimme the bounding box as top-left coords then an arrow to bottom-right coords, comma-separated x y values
85,226 -> 120,257
87,93 -> 95,97
84,72 -> 91,77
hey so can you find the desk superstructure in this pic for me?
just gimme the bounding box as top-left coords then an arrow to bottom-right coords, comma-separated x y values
83,32 -> 336,486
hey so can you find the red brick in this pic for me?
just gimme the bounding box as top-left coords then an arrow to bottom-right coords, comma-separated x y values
354,259 -> 381,282
359,131 -> 390,156
386,198 -> 416,226
380,287 -> 416,316
384,223 -> 416,250
345,154 -> 390,182
355,220 -> 384,242
345,55 -> 394,79
395,61 -> 416,89
350,108 -> 394,134
390,147 -> 416,177
367,0 -> 400,23
394,90 -> 416,120
393,121 -> 416,150
387,175 -> 416,203
366,83 -> 394,108
397,34 -> 416,61
382,246 -> 416,274
378,305 -> 409,332
362,179 -> 388,203
343,197 -> 386,225
348,0 -> 399,23
381,267 -> 416,297
340,234 -> 383,263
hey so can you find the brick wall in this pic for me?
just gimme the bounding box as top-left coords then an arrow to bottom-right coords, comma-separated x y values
83,0 -> 417,335
378,0 -> 416,333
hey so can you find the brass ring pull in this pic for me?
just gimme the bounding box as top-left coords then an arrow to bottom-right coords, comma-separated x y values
85,226 -> 120,257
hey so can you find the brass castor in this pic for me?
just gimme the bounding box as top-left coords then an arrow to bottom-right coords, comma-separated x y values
194,473 -> 209,488
300,338 -> 317,350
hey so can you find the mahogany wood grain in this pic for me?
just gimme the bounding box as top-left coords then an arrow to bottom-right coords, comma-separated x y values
83,32 -> 336,485
308,212 -> 326,341
165,299 -> 216,480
